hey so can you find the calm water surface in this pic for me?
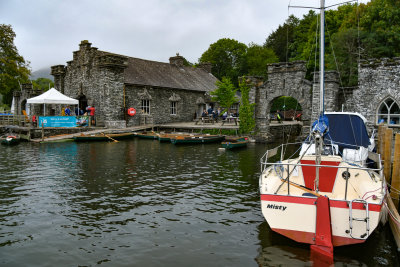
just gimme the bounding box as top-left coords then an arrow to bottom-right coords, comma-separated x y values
0,139 -> 398,266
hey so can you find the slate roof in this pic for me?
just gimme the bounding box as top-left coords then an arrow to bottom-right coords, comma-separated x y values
123,57 -> 218,92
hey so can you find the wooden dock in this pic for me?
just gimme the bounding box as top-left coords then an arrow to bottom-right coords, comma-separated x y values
378,125 -> 400,251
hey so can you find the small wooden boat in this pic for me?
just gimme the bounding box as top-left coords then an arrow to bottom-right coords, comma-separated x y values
221,136 -> 249,149
171,134 -> 225,145
0,134 -> 21,145
135,131 -> 159,139
73,132 -> 135,142
158,133 -> 191,142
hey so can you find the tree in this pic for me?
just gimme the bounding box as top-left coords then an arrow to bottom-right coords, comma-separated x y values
264,15 -> 300,62
211,77 -> 238,114
238,79 -> 256,134
32,78 -> 54,91
199,38 -> 247,86
0,24 -> 30,105
245,43 -> 278,78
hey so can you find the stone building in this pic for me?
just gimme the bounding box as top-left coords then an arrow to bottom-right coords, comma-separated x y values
352,57 -> 400,129
248,57 -> 400,134
51,40 -> 218,128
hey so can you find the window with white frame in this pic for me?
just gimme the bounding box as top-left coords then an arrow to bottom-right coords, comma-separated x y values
170,101 -> 177,115
141,99 -> 150,114
377,98 -> 400,125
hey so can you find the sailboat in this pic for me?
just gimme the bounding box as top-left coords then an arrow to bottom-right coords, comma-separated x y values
259,0 -> 387,259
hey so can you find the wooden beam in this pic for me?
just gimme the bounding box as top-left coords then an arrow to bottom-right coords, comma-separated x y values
391,134 -> 400,208
384,128 -> 393,183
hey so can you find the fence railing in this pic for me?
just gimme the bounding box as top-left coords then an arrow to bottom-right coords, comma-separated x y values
0,115 -> 33,127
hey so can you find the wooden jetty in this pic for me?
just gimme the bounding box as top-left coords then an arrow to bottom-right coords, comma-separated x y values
378,125 -> 400,251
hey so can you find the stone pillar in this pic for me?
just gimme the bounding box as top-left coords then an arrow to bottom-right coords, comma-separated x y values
51,65 -> 66,93
311,71 -> 340,122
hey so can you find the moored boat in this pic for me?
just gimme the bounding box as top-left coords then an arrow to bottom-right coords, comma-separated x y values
0,134 -> 20,145
135,131 -> 159,139
259,0 -> 387,260
221,136 -> 249,149
171,134 -> 225,145
158,133 -> 189,142
73,132 -> 135,142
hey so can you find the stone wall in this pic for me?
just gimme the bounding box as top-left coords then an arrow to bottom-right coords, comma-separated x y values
311,71 -> 340,121
52,41 -> 128,127
125,85 -> 205,126
257,61 -> 312,134
351,57 -> 400,129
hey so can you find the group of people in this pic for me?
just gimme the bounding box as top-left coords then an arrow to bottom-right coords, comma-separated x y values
63,105 -> 95,117
201,107 -> 238,122
63,105 -> 96,126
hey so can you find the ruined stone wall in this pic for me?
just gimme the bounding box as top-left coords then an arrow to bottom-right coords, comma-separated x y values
259,61 -> 312,134
351,57 -> 400,128
125,85 -> 204,126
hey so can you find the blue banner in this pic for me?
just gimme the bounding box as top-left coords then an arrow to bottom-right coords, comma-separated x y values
38,116 -> 89,128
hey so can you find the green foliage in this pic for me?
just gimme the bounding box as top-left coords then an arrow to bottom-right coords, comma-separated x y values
238,80 -> 255,134
245,43 -> 278,78
263,0 -> 400,87
270,96 -> 302,112
211,77 -> 238,113
199,38 -> 247,86
32,78 -> 54,91
0,24 -> 30,105
265,15 -> 300,62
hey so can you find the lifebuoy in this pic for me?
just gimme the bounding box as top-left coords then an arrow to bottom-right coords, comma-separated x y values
127,108 -> 136,116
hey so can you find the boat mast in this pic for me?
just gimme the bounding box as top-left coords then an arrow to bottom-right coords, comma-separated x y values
315,0 -> 325,192
319,0 -> 325,115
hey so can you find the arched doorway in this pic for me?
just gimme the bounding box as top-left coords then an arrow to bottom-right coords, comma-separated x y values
79,95 -> 88,114
270,96 -> 303,122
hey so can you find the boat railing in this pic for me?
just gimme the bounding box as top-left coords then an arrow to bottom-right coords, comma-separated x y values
260,142 -> 304,172
260,147 -> 385,198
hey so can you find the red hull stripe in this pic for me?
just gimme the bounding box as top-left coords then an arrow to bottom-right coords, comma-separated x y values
272,228 -> 365,247
261,194 -> 382,212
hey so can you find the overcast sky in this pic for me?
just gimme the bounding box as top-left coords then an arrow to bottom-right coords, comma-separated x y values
0,0 -> 368,71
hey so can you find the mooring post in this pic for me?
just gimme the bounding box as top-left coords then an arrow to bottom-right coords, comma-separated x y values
384,128 -> 393,183
378,124 -> 385,158
41,124 -> 44,142
391,134 -> 400,208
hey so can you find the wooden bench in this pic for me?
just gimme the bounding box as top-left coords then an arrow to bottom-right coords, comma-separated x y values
221,117 -> 239,126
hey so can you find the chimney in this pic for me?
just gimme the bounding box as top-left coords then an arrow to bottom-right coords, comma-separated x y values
169,53 -> 185,67
79,40 -> 92,50
198,62 -> 212,73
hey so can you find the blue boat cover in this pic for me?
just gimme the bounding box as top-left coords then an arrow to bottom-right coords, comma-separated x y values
324,113 -> 370,148
312,114 -> 329,136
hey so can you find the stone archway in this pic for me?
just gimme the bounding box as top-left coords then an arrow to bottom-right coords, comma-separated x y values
253,61 -> 312,133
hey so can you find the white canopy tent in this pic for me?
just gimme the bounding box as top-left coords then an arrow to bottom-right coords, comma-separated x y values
27,88 -> 78,115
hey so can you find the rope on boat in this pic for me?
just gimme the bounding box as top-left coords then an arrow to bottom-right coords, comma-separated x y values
384,200 -> 400,226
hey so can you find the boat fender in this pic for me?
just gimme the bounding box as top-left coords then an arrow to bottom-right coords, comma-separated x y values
128,108 -> 136,116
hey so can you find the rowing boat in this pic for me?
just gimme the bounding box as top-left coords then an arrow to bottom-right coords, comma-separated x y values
73,132 -> 135,142
171,134 -> 225,145
221,136 -> 249,149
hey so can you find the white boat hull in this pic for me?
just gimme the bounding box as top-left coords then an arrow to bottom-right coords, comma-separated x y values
261,193 -> 385,246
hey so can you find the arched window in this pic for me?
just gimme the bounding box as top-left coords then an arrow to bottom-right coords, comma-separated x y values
377,98 -> 400,125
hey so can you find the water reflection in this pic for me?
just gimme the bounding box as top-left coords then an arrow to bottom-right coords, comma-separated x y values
0,139 -> 398,266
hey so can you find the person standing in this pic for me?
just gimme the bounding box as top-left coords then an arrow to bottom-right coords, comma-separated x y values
87,105 -> 96,126
65,106 -> 71,116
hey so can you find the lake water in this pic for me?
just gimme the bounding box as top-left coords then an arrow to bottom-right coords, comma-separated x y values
0,138 -> 398,266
